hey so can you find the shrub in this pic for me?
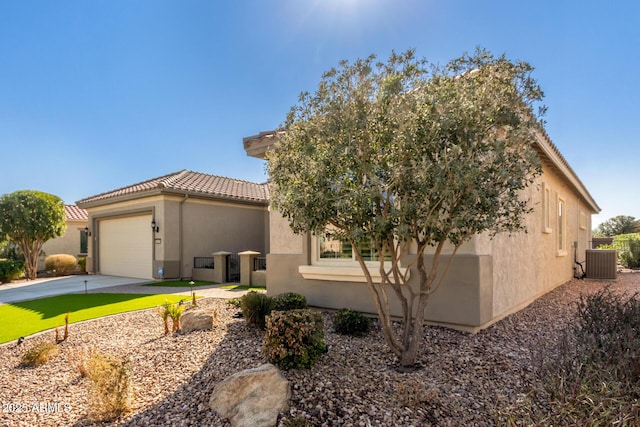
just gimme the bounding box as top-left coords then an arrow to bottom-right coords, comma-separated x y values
0,259 -> 24,283
45,254 -> 77,276
263,309 -> 326,370
612,233 -> 640,269
20,340 -> 59,367
77,256 -> 87,272
272,292 -> 308,311
227,297 -> 242,308
332,308 -> 371,337
85,351 -> 133,421
240,291 -> 273,329
166,301 -> 185,333
499,288 -> 640,425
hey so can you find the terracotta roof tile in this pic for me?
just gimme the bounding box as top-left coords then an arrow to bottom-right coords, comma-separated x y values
77,170 -> 269,206
64,205 -> 88,221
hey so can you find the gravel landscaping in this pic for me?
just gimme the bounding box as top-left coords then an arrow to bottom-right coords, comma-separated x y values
1,272 -> 639,426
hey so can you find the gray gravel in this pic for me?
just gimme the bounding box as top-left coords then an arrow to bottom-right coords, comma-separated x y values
1,272 -> 639,426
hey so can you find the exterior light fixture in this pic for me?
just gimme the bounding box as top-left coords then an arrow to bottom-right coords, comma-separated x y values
151,219 -> 159,233
84,226 -> 91,236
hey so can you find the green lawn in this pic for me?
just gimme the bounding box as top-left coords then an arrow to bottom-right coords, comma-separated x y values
0,293 -> 187,344
143,280 -> 217,287
219,284 -> 266,291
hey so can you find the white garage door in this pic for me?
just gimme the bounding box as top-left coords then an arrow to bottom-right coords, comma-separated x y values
99,215 -> 153,279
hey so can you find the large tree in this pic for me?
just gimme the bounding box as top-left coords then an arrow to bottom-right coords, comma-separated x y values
268,48 -> 543,368
0,190 -> 66,279
594,215 -> 640,237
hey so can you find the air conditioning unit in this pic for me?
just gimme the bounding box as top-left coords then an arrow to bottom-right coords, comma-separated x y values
585,249 -> 617,280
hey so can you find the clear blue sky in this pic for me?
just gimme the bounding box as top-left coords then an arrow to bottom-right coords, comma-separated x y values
1,1 -> 637,227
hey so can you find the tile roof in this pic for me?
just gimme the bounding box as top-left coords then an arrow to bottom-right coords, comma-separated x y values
76,170 -> 269,206
64,205 -> 88,221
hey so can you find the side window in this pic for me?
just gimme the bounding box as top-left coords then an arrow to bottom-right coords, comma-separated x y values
557,197 -> 567,255
80,230 -> 88,254
542,183 -> 552,233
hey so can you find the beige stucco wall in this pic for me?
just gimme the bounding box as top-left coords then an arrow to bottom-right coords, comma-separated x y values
265,162 -> 595,332
83,195 -> 268,280
40,219 -> 88,270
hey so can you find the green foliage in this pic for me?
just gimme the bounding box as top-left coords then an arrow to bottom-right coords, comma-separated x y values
77,256 -> 87,272
240,291 -> 274,329
226,297 -> 242,308
45,254 -> 78,276
0,259 -> 25,283
272,292 -> 308,311
20,340 -> 59,367
610,233 -> 640,269
162,300 -> 185,332
263,309 -> 326,370
500,288 -> 640,425
267,48 -> 543,367
332,308 -> 371,337
0,190 -> 66,280
85,351 -> 133,421
594,215 -> 640,237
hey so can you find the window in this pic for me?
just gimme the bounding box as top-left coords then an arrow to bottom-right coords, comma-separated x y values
557,197 -> 567,255
80,229 -> 88,254
542,183 -> 552,233
320,235 -> 389,262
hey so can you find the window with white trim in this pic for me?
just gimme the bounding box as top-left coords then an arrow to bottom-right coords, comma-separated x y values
542,183 -> 552,233
557,196 -> 567,255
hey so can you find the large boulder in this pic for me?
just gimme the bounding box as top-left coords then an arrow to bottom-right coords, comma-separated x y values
180,308 -> 214,333
209,363 -> 290,427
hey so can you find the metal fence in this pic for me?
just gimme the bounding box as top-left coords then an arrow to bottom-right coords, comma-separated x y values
253,257 -> 267,271
193,257 -> 214,269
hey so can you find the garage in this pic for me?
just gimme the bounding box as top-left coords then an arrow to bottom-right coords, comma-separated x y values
98,214 -> 153,279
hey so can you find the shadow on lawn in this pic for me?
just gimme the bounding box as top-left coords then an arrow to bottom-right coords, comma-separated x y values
8,293 -> 183,320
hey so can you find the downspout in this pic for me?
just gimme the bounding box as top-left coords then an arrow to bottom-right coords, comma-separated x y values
179,194 -> 189,279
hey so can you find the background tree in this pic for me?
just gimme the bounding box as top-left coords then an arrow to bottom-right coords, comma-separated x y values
0,190 -> 66,279
268,48 -> 544,368
594,215 -> 640,237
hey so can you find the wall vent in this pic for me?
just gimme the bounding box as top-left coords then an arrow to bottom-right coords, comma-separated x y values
585,249 -> 617,280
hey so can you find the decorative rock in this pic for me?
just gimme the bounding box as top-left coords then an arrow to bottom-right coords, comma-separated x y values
209,363 -> 290,427
180,308 -> 214,333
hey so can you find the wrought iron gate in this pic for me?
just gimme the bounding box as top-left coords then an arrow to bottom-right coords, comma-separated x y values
226,253 -> 240,282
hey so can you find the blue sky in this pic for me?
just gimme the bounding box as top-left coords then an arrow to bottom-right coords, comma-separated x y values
0,1 -> 637,227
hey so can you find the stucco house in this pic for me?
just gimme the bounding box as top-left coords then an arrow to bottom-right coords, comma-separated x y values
39,204 -> 88,271
76,170 -> 269,281
243,128 -> 600,332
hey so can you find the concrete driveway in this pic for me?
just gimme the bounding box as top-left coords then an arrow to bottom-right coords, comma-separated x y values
0,275 -> 253,304
0,275 -> 150,304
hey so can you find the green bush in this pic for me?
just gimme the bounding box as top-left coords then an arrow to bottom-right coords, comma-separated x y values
240,291 -> 274,329
77,256 -> 87,272
263,309 -> 326,370
45,254 -> 78,276
0,259 -> 24,283
612,233 -> 640,269
272,292 -> 308,311
332,308 -> 371,337
499,288 -> 640,425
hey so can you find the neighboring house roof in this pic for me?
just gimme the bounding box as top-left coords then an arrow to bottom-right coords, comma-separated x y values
243,127 -> 601,214
76,170 -> 269,208
64,204 -> 88,221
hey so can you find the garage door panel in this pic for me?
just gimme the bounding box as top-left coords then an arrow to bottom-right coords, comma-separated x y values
99,215 -> 153,279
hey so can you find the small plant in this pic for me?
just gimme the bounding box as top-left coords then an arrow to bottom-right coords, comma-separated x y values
192,291 -> 197,307
272,292 -> 308,311
332,308 -> 371,337
0,259 -> 24,283
45,254 -> 78,276
77,256 -> 87,273
166,302 -> 185,333
85,351 -> 133,421
227,297 -> 242,308
20,340 -> 59,367
263,309 -> 326,370
158,301 -> 171,335
240,291 -> 274,329
63,312 -> 70,340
